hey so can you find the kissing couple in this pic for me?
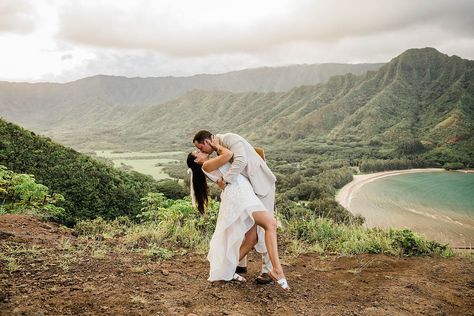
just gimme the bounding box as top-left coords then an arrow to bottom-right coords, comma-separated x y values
187,130 -> 289,290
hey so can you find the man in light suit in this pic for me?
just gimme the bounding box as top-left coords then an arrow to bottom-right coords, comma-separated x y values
193,130 -> 276,284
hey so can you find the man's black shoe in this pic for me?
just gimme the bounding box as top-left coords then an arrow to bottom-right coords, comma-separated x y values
256,273 -> 272,285
235,266 -> 247,274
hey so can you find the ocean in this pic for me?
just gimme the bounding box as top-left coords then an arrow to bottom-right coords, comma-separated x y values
349,171 -> 474,247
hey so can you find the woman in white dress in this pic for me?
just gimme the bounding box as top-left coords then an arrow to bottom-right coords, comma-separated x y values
186,139 -> 289,290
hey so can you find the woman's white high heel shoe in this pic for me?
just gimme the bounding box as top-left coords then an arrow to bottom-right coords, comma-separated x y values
276,278 -> 290,290
269,271 -> 290,290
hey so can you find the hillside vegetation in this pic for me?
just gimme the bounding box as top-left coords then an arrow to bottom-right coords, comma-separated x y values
1,48 -> 471,166
38,48 -> 471,166
0,63 -> 382,132
0,118 -> 162,225
117,48 -> 473,162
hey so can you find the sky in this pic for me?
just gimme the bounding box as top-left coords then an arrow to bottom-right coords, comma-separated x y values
1,0 -> 473,83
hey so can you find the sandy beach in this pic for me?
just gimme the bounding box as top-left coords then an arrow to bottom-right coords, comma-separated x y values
336,168 -> 474,247
335,168 -> 444,210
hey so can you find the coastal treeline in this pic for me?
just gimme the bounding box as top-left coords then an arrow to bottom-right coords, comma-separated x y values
359,158 -> 438,173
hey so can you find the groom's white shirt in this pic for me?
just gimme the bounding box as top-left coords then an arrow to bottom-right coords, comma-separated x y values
216,133 -> 276,197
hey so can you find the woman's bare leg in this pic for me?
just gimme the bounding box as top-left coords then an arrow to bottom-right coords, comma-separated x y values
239,225 -> 258,261
251,211 -> 286,281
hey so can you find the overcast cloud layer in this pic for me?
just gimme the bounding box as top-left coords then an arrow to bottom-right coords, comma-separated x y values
1,0 -> 473,82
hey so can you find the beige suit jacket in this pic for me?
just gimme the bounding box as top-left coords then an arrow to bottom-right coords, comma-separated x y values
216,133 -> 276,196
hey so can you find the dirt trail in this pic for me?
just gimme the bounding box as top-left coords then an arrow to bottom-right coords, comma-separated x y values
1,215 -> 473,315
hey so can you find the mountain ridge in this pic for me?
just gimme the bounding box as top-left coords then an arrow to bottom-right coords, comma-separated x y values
96,48 -> 473,164
0,47 -> 472,163
0,62 -> 383,130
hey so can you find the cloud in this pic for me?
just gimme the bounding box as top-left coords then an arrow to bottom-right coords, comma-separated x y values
38,21 -> 474,84
0,0 -> 37,34
56,0 -> 474,57
1,0 -> 473,83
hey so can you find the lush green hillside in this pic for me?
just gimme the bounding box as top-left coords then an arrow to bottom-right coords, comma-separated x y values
104,48 -> 472,165
0,118 -> 164,225
0,48 -> 471,164
0,116 -> 365,230
0,63 -> 382,132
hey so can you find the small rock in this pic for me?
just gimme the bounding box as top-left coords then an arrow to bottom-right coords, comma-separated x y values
162,269 -> 170,276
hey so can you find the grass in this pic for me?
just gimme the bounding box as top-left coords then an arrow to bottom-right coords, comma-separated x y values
0,252 -> 20,272
142,244 -> 173,260
58,254 -> 74,272
283,217 -> 454,257
91,248 -> 107,260
75,198 -> 218,259
73,198 -> 455,260
0,244 -> 45,273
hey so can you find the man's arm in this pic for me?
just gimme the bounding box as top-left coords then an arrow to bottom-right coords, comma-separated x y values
222,141 -> 247,184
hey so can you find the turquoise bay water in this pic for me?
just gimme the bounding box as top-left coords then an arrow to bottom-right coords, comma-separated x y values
350,172 -> 474,246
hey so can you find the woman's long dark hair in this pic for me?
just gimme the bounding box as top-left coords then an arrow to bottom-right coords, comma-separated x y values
186,153 -> 209,214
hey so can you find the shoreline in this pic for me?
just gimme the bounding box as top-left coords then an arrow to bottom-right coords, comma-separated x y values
336,168 -> 474,247
335,168 -> 445,210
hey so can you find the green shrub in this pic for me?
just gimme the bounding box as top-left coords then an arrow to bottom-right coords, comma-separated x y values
282,217 -> 453,257
0,165 -> 65,221
156,179 -> 187,199
397,139 -> 425,155
390,229 -> 452,256
443,162 -> 464,170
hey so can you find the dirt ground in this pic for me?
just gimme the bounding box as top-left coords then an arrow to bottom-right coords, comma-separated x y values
1,214 -> 473,316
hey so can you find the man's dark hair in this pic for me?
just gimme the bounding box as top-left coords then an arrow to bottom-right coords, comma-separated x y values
193,130 -> 212,144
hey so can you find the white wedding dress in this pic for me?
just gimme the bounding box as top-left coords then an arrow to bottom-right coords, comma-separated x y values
203,163 -> 267,281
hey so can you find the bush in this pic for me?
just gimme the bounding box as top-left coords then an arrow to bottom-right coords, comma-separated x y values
390,229 -> 451,256
283,217 -> 453,257
397,139 -> 425,155
285,181 -> 326,201
317,167 -> 353,189
443,162 -> 464,170
0,165 -> 65,221
156,179 -> 188,199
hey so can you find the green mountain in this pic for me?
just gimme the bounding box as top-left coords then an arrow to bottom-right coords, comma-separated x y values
0,48 -> 471,164
0,63 -> 382,131
0,118 -> 162,225
96,48 -> 472,164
